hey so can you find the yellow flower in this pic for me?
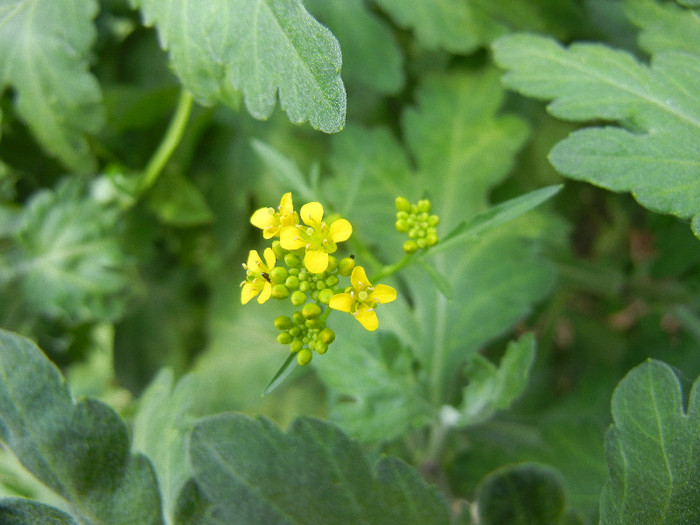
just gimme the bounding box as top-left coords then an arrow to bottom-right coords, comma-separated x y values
240,248 -> 276,304
250,192 -> 298,239
280,202 -> 352,274
329,266 -> 396,331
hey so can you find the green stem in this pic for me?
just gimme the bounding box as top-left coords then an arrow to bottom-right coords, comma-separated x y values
139,89 -> 194,193
369,253 -> 415,282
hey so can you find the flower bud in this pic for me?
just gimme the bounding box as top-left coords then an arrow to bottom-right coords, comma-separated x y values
284,252 -> 302,268
319,327 -> 335,344
271,240 -> 285,260
285,275 -> 300,289
276,332 -> 293,344
299,281 -> 311,293
291,291 -> 307,306
326,256 -> 338,273
271,284 -> 290,299
297,349 -> 313,366
403,240 -> 418,254
325,275 -> 339,287
292,311 -> 304,325
305,318 -> 321,330
315,280 -> 326,290
416,238 -> 427,249
274,315 -> 294,330
338,257 -> 356,276
417,199 -> 432,213
289,326 -> 302,338
428,215 -> 440,226
314,341 -> 328,354
290,339 -> 303,353
395,196 -> 411,212
318,288 -> 334,304
426,233 -> 439,246
395,219 -> 410,232
269,267 -> 288,284
302,303 -> 322,319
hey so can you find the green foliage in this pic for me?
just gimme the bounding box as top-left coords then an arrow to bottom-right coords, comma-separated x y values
130,0 -> 346,132
600,360 -> 700,524
0,0 -> 104,173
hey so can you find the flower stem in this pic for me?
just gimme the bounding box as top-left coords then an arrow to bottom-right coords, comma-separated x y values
139,89 -> 194,193
369,253 -> 414,282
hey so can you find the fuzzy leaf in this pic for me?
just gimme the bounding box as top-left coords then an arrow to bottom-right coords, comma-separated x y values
130,0 -> 346,133
2,178 -> 130,324
0,0 -> 104,172
456,333 -> 536,427
188,414 -> 451,525
626,0 -> 700,56
475,463 -> 567,525
0,330 -> 163,525
600,359 -> 700,524
0,498 -> 77,525
492,33 -> 700,234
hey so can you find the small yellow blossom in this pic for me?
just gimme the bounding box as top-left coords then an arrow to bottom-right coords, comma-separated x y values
329,266 -> 396,331
241,248 -> 276,304
250,192 -> 298,239
280,202 -> 352,274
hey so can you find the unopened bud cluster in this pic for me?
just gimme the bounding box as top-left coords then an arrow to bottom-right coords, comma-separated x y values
274,305 -> 336,365
394,197 -> 440,253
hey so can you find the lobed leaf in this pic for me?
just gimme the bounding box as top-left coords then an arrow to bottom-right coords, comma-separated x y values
0,329 -> 163,524
626,0 -> 700,56
492,33 -> 700,235
130,0 -> 346,133
0,498 -> 78,525
600,360 -> 700,524
0,0 -> 104,172
188,413 -> 451,525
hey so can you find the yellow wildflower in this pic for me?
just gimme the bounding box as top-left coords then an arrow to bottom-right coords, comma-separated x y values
329,266 -> 396,331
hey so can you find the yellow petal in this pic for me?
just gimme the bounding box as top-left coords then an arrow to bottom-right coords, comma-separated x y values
280,226 -> 306,250
355,306 -> 379,331
257,282 -> 272,304
279,192 -> 293,214
250,207 -> 276,229
329,219 -> 352,242
329,292 -> 354,312
371,284 -> 396,304
301,202 -> 324,227
262,248 -> 276,270
304,249 -> 328,274
241,282 -> 259,304
350,266 -> 370,290
246,250 -> 264,270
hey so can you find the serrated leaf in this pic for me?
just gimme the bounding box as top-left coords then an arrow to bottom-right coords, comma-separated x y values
599,359 -> 700,524
492,33 -> 700,234
626,0 -> 700,56
130,0 -> 346,133
304,0 -> 403,94
188,413 -> 451,525
0,329 -> 164,525
4,178 -> 130,324
475,463 -> 567,525
456,333 -> 536,427
132,369 -> 196,522
0,0 -> 104,172
0,498 -> 78,525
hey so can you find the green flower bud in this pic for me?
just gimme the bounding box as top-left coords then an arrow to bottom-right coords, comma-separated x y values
416,238 -> 427,249
289,267 -> 299,276
338,257 -> 356,276
289,326 -> 302,338
318,288 -> 334,304
325,275 -> 339,287
285,275 -> 300,289
291,291 -> 307,306
284,252 -> 302,268
271,284 -> 290,299
269,266 -> 288,284
316,280 -> 326,290
417,199 -> 431,213
305,318 -> 321,330
290,339 -> 304,353
395,196 -> 411,212
314,341 -> 328,354
319,327 -> 335,344
299,281 -> 311,293
396,211 -> 409,221
408,228 -> 419,239
428,215 -> 440,226
297,349 -> 313,366
395,219 -> 410,232
274,315 -> 294,331
292,311 -> 304,325
302,303 -> 322,319
277,332 -> 293,344
403,240 -> 418,254
311,290 -> 320,302
271,241 -> 285,260
426,233 -> 439,246
326,256 -> 338,273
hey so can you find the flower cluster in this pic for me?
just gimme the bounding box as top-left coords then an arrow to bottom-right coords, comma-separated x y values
395,196 -> 440,253
241,192 -> 397,366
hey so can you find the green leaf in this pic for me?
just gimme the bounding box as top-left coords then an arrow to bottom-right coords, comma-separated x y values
130,0 -> 346,133
251,140 -> 316,202
2,178 -> 131,324
455,333 -> 536,427
0,329 -> 164,525
147,170 -> 214,226
188,413 -> 451,524
303,0 -> 403,94
626,0 -> 700,56
475,463 -> 567,525
492,33 -> 700,233
132,369 -> 196,522
0,0 -> 104,172
600,359 -> 700,524
0,498 -> 77,525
